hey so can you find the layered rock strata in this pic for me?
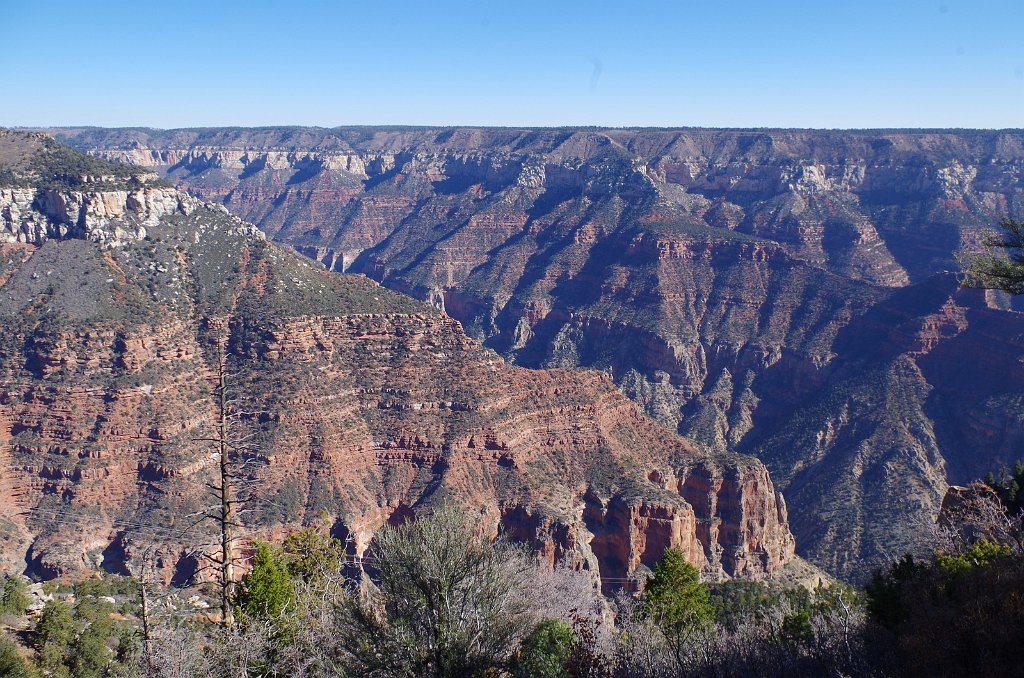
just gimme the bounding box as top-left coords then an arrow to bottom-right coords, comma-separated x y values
0,132 -> 795,586
60,126 -> 1024,579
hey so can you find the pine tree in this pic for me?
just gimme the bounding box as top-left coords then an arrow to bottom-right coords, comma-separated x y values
642,547 -> 714,672
643,547 -> 714,638
35,600 -> 75,649
234,541 -> 294,620
0,575 -> 29,616
281,527 -> 344,585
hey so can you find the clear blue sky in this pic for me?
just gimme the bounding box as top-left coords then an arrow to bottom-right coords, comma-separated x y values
2,0 -> 1021,129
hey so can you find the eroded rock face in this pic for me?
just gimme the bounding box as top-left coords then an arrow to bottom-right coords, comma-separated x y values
0,129 -> 197,247
0,185 -> 195,246
0,132 -> 796,585
58,126 -> 1024,579
0,300 -> 796,586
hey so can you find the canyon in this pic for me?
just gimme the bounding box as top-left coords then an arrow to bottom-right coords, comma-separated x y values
0,130 -> 795,587
58,126 -> 1024,579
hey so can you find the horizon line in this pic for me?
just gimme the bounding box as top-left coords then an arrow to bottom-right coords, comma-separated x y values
13,124 -> 1024,134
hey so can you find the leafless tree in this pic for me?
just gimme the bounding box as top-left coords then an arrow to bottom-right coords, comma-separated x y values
934,482 -> 1024,555
146,622 -> 212,678
529,562 -> 615,652
190,335 -> 269,628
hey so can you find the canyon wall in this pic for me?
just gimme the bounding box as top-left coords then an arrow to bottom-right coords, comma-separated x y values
0,131 -> 795,586
60,126 -> 1024,578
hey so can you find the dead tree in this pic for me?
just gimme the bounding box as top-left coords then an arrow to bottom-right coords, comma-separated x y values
193,329 -> 257,629
130,546 -> 155,677
214,348 -> 236,628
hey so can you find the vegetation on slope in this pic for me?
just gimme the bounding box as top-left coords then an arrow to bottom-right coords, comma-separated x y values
5,491 -> 1020,677
863,475 -> 1024,678
0,129 -> 162,191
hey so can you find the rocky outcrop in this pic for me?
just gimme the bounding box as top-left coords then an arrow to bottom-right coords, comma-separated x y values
0,184 -> 196,246
936,482 -> 1019,548
0,129 -> 197,247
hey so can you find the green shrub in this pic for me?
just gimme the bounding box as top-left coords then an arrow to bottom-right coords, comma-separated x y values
515,618 -> 577,678
0,575 -> 29,616
781,606 -> 814,647
35,600 -> 76,678
0,636 -> 40,678
338,505 -> 537,677
73,575 -> 137,600
282,528 -> 344,584
937,539 -> 1013,577
709,579 -> 780,631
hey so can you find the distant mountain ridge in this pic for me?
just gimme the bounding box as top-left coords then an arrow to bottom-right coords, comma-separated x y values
59,126 -> 1024,579
58,125 -> 1024,286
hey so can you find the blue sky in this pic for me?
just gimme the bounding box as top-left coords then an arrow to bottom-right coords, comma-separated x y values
1,0 -> 1021,128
